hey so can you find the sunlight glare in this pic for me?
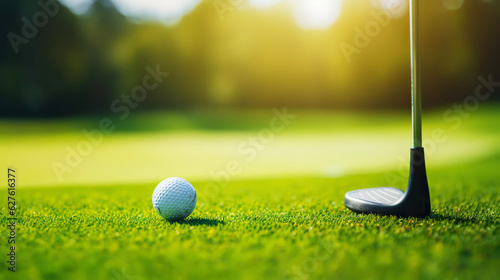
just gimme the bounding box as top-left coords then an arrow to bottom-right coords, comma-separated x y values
248,0 -> 283,9
292,0 -> 343,30
114,0 -> 202,24
59,0 -> 93,14
371,0 -> 407,18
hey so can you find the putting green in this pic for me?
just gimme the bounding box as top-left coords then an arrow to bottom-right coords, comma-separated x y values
0,107 -> 499,187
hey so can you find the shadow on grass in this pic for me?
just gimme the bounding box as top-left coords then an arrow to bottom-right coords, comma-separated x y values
429,213 -> 498,225
170,218 -> 224,226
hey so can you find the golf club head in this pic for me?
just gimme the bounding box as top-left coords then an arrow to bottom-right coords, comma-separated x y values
344,147 -> 431,218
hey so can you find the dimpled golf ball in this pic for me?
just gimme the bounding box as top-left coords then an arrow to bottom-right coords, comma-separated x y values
152,177 -> 197,221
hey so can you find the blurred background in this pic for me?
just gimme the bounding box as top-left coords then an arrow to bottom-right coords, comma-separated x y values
1,0 -> 499,187
1,0 -> 499,117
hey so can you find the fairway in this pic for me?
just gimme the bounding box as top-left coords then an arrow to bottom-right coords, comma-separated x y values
2,156 -> 499,280
1,108 -> 499,280
1,108 -> 499,187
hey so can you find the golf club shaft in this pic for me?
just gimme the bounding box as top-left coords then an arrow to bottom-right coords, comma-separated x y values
410,0 -> 422,148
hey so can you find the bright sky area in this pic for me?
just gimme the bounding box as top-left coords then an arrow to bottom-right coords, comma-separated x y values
58,0 -> 464,29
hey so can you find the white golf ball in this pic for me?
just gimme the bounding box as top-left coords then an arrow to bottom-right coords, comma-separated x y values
152,177 -> 197,221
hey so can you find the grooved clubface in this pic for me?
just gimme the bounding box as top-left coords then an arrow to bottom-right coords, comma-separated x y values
346,187 -> 404,205
152,177 -> 197,221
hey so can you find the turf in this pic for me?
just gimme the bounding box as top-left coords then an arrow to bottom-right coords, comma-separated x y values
1,106 -> 500,187
1,153 -> 499,280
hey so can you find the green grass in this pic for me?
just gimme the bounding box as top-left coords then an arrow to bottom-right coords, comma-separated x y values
1,153 -> 499,280
1,106 -> 499,279
1,106 -> 500,187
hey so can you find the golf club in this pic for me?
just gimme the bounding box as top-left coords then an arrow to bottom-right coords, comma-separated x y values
344,0 -> 431,218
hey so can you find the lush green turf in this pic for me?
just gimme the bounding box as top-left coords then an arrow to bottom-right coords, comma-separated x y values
1,105 -> 499,279
1,152 -> 499,280
1,105 -> 500,187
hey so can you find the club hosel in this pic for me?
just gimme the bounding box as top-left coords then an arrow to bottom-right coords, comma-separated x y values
405,147 -> 431,216
410,147 -> 426,168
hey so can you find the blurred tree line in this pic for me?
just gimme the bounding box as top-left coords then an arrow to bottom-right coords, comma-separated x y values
1,0 -> 499,118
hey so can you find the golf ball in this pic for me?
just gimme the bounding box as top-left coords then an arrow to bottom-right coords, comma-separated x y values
152,177 -> 197,221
